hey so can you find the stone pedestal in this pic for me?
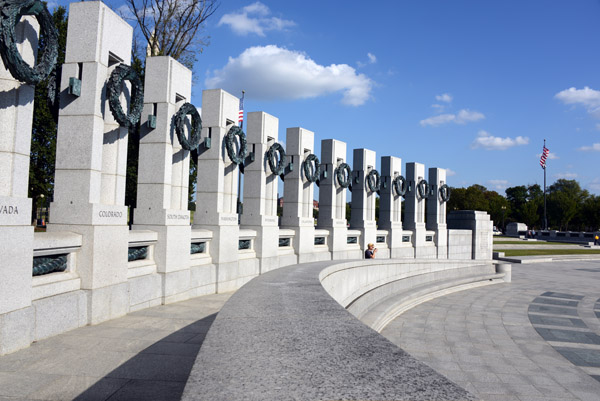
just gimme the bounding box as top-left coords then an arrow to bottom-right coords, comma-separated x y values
349,149 -> 377,252
379,156 -> 411,258
194,89 -> 252,292
281,128 -> 328,263
427,168 -> 448,259
317,139 -> 354,259
133,56 -> 192,304
404,162 -> 435,258
241,112 -> 280,273
0,16 -> 39,354
448,210 -> 493,260
48,2 -> 133,324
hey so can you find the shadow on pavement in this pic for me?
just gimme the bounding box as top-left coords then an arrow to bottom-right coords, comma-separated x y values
73,313 -> 217,401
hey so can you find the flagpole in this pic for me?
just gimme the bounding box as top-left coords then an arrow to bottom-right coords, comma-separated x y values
543,138 -> 547,230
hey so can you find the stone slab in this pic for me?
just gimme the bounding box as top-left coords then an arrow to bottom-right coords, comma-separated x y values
182,261 -> 475,400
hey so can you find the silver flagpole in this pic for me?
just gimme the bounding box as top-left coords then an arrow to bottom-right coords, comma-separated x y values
543,139 -> 547,230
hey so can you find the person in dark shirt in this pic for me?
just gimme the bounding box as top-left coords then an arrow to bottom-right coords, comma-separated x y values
365,243 -> 377,259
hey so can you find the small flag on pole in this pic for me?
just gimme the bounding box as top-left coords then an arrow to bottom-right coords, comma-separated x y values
540,145 -> 549,169
238,90 -> 245,129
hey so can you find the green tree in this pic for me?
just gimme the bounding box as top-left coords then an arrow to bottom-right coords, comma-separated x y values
547,179 -> 588,231
579,195 -> 600,232
28,6 -> 68,222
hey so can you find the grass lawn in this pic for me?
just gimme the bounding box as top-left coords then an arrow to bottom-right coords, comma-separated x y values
496,249 -> 600,257
493,241 -> 581,246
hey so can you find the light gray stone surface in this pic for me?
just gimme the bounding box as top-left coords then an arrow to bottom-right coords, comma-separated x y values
381,259 -> 600,401
349,148 -> 378,251
281,128 -> 324,261
317,139 -> 350,259
448,210 -> 493,260
427,168 -> 448,259
182,260 -> 476,401
0,292 -> 231,400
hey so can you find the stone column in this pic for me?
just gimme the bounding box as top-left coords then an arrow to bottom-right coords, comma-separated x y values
281,128 -> 326,263
317,139 -> 354,259
48,2 -> 133,324
241,111 -> 280,273
194,89 -> 251,292
380,156 -> 413,258
0,16 -> 39,354
350,149 -> 377,252
404,162 -> 435,258
447,210 -> 493,260
427,168 -> 448,259
133,56 -> 192,304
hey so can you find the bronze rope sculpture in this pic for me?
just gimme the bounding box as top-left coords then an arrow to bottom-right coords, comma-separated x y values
174,102 -> 202,151
302,153 -> 321,183
106,63 -> 144,128
225,125 -> 248,165
266,142 -> 286,176
0,0 -> 58,84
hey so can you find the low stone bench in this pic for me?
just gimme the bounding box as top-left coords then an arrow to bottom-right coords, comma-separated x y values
182,258 -> 507,400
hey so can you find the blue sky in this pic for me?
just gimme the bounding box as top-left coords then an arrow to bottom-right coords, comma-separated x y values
52,0 -> 600,195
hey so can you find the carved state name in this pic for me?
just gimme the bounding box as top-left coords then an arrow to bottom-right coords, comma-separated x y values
167,214 -> 189,220
98,210 -> 123,218
0,205 -> 18,214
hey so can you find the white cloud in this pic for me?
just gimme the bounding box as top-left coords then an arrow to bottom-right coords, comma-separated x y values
471,130 -> 529,150
218,2 -> 295,36
554,172 -> 578,179
205,45 -> 373,106
588,178 -> 600,192
487,179 -> 509,191
578,143 -> 600,151
555,86 -> 600,118
536,151 -> 558,160
357,52 -> 377,68
420,113 -> 455,126
420,109 -> 484,126
115,4 -> 135,20
444,168 -> 456,177
435,93 -> 453,103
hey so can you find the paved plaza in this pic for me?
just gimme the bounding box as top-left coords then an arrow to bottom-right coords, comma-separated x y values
0,293 -> 232,401
2,259 -> 600,400
381,259 -> 600,401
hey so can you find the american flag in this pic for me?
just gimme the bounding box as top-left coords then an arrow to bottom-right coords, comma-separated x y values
540,145 -> 549,169
238,92 -> 244,129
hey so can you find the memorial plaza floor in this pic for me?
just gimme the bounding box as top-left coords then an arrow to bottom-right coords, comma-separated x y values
1,258 -> 600,400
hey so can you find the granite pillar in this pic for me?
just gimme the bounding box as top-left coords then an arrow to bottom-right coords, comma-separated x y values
0,15 -> 39,354
349,149 -> 377,253
48,2 -> 133,324
241,112 -> 280,273
133,56 -> 192,304
426,168 -> 448,259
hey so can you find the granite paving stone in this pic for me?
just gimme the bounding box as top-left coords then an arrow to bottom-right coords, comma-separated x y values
0,292 -> 231,400
381,260 -> 600,401
532,297 -> 580,307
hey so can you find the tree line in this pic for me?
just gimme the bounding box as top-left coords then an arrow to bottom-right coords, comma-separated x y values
447,180 -> 600,232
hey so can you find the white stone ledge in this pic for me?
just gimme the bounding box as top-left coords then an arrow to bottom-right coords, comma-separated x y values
33,231 -> 82,257
128,229 -> 157,246
32,272 -> 81,301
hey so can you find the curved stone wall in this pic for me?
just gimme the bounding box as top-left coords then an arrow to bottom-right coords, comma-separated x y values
183,258 -> 508,400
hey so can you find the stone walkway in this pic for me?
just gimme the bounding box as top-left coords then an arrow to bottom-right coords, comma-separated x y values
381,259 -> 600,401
0,293 -> 231,401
